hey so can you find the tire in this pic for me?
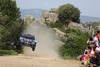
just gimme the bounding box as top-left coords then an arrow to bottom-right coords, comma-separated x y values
31,44 -> 36,51
32,47 -> 35,51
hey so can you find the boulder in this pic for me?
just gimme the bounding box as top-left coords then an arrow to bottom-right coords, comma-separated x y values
24,15 -> 35,24
40,8 -> 58,24
52,28 -> 66,40
68,22 -> 85,31
97,24 -> 100,30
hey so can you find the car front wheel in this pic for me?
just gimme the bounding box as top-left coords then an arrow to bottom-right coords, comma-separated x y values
31,44 -> 36,51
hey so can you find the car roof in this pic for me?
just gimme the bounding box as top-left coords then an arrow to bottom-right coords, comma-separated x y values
21,34 -> 35,39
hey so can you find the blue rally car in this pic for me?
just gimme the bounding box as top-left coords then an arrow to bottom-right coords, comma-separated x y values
19,34 -> 37,51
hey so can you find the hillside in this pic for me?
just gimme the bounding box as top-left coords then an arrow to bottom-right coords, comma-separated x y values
20,9 -> 100,22
21,9 -> 43,18
20,9 -> 43,18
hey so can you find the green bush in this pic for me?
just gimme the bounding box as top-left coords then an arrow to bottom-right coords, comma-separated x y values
50,21 -> 65,32
0,50 -> 18,56
50,21 -> 63,28
59,28 -> 90,59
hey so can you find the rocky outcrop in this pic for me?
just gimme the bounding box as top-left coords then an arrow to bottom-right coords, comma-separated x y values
40,8 -> 58,24
68,22 -> 85,31
97,24 -> 100,30
68,22 -> 90,32
52,28 -> 66,40
24,15 -> 35,24
68,22 -> 95,33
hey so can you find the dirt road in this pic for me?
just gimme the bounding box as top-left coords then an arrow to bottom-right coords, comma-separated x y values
0,55 -> 80,67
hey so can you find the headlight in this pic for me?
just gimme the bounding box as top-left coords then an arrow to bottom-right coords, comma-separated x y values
34,40 -> 37,43
20,37 -> 23,40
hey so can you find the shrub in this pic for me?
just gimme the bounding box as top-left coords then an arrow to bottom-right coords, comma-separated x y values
0,50 -> 18,56
50,21 -> 63,28
59,28 -> 90,59
50,21 -> 65,32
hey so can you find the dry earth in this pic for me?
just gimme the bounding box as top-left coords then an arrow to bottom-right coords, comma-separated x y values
0,55 -> 80,67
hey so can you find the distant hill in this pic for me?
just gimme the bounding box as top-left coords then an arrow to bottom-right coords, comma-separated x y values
20,9 -> 100,22
80,16 -> 100,22
20,9 -> 43,18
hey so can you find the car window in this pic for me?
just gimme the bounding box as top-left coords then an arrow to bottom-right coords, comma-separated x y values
22,35 -> 35,40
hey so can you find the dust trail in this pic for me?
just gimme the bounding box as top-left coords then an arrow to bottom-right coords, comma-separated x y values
23,21 -> 62,58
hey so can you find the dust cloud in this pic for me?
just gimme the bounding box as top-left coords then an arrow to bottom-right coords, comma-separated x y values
23,21 -> 62,58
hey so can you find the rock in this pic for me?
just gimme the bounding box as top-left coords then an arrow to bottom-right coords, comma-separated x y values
97,24 -> 100,30
46,13 -> 58,23
24,15 -> 35,24
40,8 -> 58,24
68,22 -> 85,31
52,28 -> 66,40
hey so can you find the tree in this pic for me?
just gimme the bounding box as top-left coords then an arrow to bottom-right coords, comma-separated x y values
0,12 -> 8,26
0,0 -> 25,51
58,4 -> 80,26
0,0 -> 20,27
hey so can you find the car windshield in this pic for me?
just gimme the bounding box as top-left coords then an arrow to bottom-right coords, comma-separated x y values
21,34 -> 35,40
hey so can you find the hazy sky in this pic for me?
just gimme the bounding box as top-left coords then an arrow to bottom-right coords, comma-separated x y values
16,0 -> 100,17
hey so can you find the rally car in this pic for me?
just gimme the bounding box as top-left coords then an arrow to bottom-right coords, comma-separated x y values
19,34 -> 37,51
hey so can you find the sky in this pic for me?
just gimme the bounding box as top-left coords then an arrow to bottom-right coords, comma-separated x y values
16,0 -> 100,18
